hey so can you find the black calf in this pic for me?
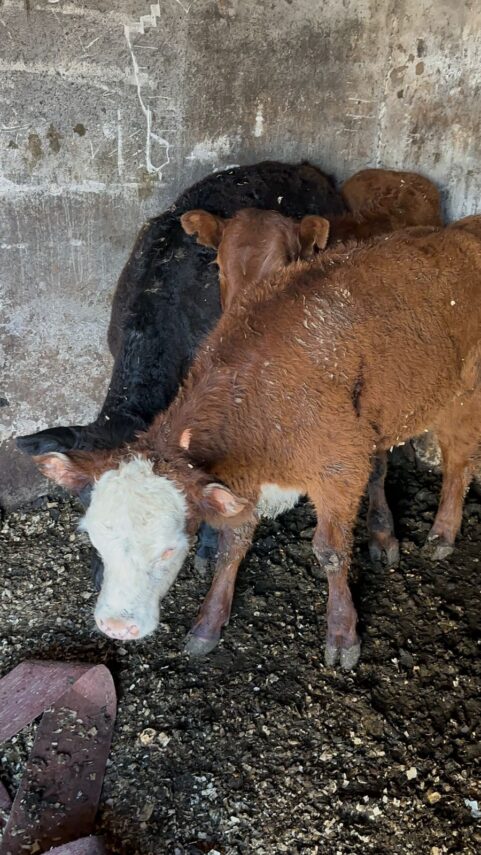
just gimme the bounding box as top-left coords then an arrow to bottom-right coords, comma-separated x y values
17,160 -> 346,582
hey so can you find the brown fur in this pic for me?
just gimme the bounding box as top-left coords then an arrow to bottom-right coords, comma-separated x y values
33,449 -> 119,492
181,169 -> 443,311
181,207 -> 330,312
145,224 -> 481,488
340,168 -> 442,225
38,219 -> 481,664
146,223 -> 481,665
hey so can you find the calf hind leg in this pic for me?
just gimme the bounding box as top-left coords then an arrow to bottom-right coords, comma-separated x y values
426,393 -> 481,560
367,451 -> 399,567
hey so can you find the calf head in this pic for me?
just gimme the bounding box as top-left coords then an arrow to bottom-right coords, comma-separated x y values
181,208 -> 330,310
33,446 -> 251,641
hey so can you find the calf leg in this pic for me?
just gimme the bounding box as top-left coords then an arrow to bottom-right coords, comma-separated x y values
427,393 -> 481,560
310,467 -> 369,670
425,447 -> 473,560
312,517 -> 360,670
367,451 -> 399,566
184,521 -> 256,657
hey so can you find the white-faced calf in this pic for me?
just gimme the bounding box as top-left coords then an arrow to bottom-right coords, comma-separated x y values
35,216 -> 481,669
17,160 -> 344,585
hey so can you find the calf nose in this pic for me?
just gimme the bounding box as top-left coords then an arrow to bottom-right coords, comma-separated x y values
96,616 -> 140,640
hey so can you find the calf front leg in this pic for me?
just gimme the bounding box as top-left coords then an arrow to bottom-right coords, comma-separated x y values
367,450 -> 399,567
313,517 -> 360,670
184,521 -> 256,657
310,464 -> 369,670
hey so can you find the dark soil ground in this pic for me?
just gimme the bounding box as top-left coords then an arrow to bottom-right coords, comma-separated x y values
1,449 -> 480,854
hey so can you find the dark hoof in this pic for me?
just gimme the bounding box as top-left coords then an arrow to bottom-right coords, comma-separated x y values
325,641 -> 361,670
423,534 -> 454,562
184,632 -> 221,658
368,535 -> 400,567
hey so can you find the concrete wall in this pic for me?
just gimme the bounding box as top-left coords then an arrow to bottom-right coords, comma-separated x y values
1,0 -> 480,506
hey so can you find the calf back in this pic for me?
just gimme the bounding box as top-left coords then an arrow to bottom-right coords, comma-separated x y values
157,224 -> 481,497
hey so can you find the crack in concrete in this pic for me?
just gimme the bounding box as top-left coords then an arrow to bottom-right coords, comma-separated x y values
123,3 -> 187,181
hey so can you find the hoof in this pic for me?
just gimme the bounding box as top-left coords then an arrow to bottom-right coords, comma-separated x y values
184,632 -> 220,658
368,535 -> 400,567
423,534 -> 454,562
325,641 -> 361,670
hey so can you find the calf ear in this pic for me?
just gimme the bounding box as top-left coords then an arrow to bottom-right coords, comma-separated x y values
33,451 -> 112,493
201,483 -> 251,518
180,210 -> 226,249
179,428 -> 192,450
299,215 -> 330,258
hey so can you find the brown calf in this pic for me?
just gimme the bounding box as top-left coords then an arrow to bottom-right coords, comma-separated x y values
35,217 -> 481,668
180,170 -> 443,570
340,167 -> 442,225
181,168 -> 442,311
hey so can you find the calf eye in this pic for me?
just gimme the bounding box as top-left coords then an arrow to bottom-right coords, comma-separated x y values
160,546 -> 176,561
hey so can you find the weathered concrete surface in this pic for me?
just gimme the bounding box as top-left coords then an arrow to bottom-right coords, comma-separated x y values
1,0 -> 480,506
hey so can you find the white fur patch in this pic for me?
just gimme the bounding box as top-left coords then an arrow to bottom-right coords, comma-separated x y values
81,457 -> 190,640
256,483 -> 301,518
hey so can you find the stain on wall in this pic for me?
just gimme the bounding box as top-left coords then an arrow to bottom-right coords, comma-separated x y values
1,0 -> 480,506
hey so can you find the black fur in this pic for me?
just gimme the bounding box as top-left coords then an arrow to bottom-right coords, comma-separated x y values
17,161 -> 345,456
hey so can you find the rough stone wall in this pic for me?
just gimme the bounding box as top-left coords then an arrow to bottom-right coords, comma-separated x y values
1,0 -> 480,506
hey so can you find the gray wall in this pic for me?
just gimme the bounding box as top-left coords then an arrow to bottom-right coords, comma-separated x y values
1,0 -> 480,506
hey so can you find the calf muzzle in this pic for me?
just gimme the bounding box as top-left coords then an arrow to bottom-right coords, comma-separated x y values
96,615 -> 141,640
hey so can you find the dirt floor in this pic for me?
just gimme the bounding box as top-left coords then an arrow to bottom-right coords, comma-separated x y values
1,448 -> 481,855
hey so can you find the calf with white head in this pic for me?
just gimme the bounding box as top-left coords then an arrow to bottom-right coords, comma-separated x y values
35,216 -> 481,672
35,442 -> 253,643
